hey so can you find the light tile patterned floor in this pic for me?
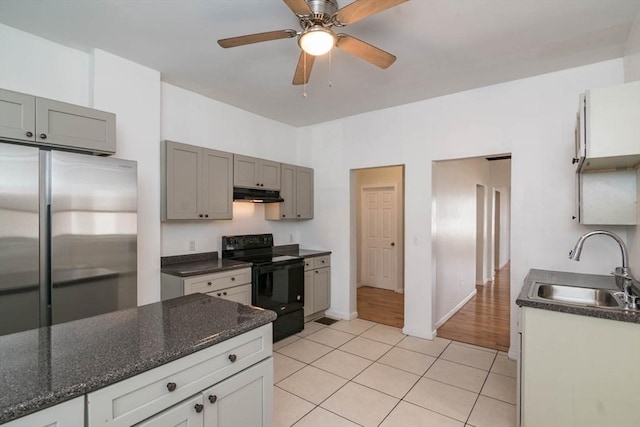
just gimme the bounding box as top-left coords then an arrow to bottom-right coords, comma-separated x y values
274,319 -> 517,427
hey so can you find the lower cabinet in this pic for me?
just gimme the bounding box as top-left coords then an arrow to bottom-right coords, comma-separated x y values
4,396 -> 84,427
87,324 -> 272,427
136,358 -> 273,427
303,256 -> 331,318
520,307 -> 640,427
161,268 -> 252,306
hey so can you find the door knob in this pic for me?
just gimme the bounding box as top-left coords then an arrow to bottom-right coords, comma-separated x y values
391,242 -> 395,246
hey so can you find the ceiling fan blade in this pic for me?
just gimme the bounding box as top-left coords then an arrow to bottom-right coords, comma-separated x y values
336,34 -> 396,68
335,0 -> 407,25
292,51 -> 316,85
283,0 -> 312,16
218,29 -> 297,48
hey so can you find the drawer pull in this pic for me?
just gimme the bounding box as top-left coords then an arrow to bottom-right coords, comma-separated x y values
223,291 -> 227,296
26,131 -> 33,137
207,281 -> 212,286
231,277 -> 235,281
228,354 -> 237,363
166,382 -> 177,392
217,292 -> 222,297
322,260 -> 325,263
194,403 -> 204,413
208,395 -> 218,404
39,133 -> 47,139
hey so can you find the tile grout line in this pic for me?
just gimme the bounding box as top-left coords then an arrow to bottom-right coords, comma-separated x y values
463,351 -> 499,425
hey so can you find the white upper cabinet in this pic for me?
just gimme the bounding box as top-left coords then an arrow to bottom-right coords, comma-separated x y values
576,81 -> 640,171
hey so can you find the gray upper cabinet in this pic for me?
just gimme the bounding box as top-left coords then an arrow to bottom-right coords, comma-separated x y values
161,140 -> 233,221
265,164 -> 314,220
0,89 -> 36,141
233,154 -> 281,190
0,88 -> 116,154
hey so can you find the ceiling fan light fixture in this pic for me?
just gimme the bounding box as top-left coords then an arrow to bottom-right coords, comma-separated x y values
299,26 -> 335,56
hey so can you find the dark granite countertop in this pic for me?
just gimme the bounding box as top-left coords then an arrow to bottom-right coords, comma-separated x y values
274,244 -> 331,258
0,294 -> 276,424
161,252 -> 252,277
516,269 -> 640,324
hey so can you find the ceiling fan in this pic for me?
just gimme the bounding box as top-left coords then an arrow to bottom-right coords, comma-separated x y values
217,0 -> 407,85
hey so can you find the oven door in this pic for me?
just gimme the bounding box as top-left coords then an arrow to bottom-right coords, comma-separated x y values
253,260 -> 304,310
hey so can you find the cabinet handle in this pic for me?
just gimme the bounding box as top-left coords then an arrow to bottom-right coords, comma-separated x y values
223,291 -> 227,296
217,292 -> 222,296
572,158 -> 579,164
315,270 -> 318,274
204,214 -> 209,218
39,133 -> 47,139
26,131 -> 33,137
231,277 -> 235,281
228,354 -> 237,363
322,260 -> 326,263
207,281 -> 212,286
199,214 -> 203,218
572,216 -> 577,220
390,242 -> 395,247
166,382 -> 177,392
282,214 -> 286,218
194,403 -> 204,413
208,395 -> 218,404
256,183 -> 260,186
297,214 -> 301,217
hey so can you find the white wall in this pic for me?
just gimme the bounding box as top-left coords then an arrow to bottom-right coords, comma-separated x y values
91,50 -> 162,305
0,25 -> 89,105
159,83 -> 303,256
433,157 -> 489,326
298,59 -> 625,358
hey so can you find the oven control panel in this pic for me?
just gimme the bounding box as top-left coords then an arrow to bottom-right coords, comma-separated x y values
222,234 -> 274,251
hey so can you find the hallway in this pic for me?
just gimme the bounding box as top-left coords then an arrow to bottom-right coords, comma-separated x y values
437,264 -> 511,352
357,286 -> 404,328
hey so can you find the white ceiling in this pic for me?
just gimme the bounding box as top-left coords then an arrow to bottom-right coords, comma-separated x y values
1,0 -> 639,127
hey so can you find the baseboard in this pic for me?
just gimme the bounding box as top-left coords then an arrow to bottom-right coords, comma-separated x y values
396,288 -> 404,294
324,309 -> 355,320
434,288 -> 477,329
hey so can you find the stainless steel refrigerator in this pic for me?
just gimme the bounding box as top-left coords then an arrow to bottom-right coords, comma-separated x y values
0,142 -> 137,336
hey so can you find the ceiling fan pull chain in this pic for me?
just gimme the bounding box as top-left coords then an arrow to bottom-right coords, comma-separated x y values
303,52 -> 308,98
328,49 -> 333,88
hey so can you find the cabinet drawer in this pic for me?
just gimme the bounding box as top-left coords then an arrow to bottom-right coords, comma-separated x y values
135,395 -> 203,427
313,256 -> 330,269
303,258 -> 314,271
206,283 -> 252,306
87,324 -> 272,427
184,268 -> 251,295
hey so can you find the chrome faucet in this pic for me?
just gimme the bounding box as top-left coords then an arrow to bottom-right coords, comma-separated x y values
569,230 -> 639,309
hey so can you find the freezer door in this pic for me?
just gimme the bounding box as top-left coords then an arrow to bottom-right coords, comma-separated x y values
0,143 -> 41,336
50,151 -> 137,324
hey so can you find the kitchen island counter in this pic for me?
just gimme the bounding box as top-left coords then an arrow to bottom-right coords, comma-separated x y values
0,293 -> 276,424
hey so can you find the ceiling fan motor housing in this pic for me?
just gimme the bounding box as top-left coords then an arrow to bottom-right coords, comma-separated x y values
304,0 -> 338,25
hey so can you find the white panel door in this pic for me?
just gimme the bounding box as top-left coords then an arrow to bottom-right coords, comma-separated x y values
361,186 -> 397,290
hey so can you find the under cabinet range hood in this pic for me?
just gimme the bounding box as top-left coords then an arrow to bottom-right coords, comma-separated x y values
233,187 -> 284,203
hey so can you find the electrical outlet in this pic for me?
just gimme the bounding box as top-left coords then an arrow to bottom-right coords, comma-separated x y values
189,240 -> 195,251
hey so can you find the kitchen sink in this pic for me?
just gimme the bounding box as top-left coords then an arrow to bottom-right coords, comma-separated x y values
530,282 -> 624,308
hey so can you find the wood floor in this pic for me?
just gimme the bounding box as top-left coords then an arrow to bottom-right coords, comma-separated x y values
437,263 -> 511,352
357,286 -> 404,328
356,263 -> 510,351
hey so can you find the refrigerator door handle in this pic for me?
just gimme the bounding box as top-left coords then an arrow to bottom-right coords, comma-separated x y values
39,150 -> 52,327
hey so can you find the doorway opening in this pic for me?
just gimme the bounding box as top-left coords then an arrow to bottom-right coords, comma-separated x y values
432,155 -> 511,351
352,165 -> 405,328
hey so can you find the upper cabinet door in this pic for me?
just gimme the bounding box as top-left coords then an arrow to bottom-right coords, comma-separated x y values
35,97 -> 116,154
163,140 -> 202,220
233,155 -> 260,189
259,159 -> 281,190
295,167 -> 314,219
0,89 -> 36,142
203,148 -> 233,219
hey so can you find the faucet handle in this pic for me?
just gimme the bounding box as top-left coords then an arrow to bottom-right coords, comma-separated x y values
627,294 -> 639,310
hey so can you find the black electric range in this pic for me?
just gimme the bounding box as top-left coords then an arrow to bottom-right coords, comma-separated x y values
222,234 -> 304,341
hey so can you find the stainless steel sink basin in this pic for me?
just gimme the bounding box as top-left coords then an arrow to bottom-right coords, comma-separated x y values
530,282 -> 624,308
